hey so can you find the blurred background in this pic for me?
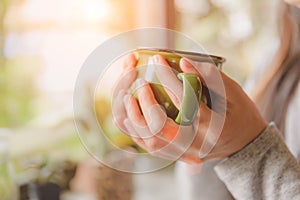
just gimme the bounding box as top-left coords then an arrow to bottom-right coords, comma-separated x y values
0,0 -> 281,199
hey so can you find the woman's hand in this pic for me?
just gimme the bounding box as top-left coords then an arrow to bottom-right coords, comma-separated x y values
112,54 -> 138,133
113,54 -> 267,164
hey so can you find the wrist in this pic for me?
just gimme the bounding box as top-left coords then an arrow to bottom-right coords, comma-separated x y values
230,118 -> 268,157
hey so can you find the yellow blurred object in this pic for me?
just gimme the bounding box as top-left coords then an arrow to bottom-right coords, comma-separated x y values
94,98 -> 135,149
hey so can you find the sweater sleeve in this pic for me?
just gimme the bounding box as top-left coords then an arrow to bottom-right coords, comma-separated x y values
214,123 -> 300,200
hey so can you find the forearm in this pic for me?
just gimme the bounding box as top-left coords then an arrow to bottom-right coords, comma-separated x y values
214,123 -> 300,200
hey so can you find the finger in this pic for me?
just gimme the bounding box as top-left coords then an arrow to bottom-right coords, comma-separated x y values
184,100 -> 212,153
123,118 -> 140,138
153,55 -> 183,109
124,118 -> 156,152
124,117 -> 176,160
198,100 -> 213,123
112,90 -> 128,132
123,93 -> 162,140
181,58 -> 230,115
196,101 -> 225,159
113,68 -> 137,98
113,54 -> 138,98
181,154 -> 203,164
155,119 -> 198,161
156,118 -> 180,141
180,58 -> 220,85
128,115 -> 201,163
181,57 -> 243,98
124,53 -> 138,70
123,94 -> 148,134
132,136 -> 178,160
136,79 -> 167,135
180,58 -> 228,98
180,58 -> 203,76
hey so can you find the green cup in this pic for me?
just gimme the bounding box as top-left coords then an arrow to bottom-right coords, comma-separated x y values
133,48 -> 225,126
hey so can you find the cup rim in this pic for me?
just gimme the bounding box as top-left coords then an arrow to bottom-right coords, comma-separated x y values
135,47 -> 226,64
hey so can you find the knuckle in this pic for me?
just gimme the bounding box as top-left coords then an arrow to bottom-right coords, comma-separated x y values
150,123 -> 163,135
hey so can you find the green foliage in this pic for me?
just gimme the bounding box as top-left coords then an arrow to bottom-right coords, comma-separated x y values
0,57 -> 40,127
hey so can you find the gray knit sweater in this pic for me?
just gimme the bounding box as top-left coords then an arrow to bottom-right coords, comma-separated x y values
175,84 -> 300,200
214,123 -> 300,200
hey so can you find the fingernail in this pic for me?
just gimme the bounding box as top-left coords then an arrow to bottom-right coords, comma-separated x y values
133,52 -> 139,60
180,58 -> 192,67
124,53 -> 138,70
180,58 -> 188,67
